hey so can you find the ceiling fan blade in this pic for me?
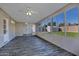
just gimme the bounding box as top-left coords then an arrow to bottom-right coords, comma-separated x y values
31,11 -> 38,14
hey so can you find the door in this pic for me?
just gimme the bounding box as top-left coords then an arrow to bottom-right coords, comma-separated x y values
26,24 -> 32,35
3,19 -> 9,42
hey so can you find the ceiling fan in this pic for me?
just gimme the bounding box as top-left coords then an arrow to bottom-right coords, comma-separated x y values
25,7 -> 38,16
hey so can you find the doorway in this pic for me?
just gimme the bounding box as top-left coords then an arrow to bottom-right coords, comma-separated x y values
3,18 -> 9,42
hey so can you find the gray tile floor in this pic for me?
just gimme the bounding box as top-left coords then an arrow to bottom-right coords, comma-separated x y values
0,35 -> 75,56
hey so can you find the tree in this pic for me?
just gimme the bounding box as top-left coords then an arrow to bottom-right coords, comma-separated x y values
48,22 -> 51,26
59,23 -> 64,27
43,24 -> 47,31
52,22 -> 56,26
68,23 -> 71,26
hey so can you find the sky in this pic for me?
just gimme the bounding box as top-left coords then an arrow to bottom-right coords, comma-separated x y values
66,7 -> 78,24
53,7 -> 78,25
40,7 -> 78,26
53,12 -> 64,25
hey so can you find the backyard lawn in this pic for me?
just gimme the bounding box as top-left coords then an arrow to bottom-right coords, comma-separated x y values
49,32 -> 79,37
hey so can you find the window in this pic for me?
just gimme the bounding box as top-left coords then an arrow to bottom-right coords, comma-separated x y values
53,12 -> 65,32
3,19 -> 6,34
51,12 -> 65,36
66,7 -> 79,37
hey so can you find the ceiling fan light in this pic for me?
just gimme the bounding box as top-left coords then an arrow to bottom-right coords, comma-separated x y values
26,13 -> 29,15
29,12 -> 32,15
25,22 -> 28,25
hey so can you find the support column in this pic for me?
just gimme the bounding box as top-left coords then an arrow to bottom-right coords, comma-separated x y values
78,6 -> 79,32
51,17 -> 53,32
64,10 -> 67,38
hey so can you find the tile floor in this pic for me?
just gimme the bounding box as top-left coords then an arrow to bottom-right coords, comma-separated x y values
0,35 -> 75,56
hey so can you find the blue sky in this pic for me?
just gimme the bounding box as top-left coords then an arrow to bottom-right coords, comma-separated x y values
40,7 -> 78,26
66,7 -> 78,24
53,12 -> 64,25
53,7 -> 78,25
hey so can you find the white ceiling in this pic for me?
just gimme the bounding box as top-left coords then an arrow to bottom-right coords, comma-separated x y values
0,3 -> 67,23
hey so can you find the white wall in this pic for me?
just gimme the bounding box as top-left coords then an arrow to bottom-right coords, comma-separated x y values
32,24 -> 36,32
15,22 -> 33,36
9,20 -> 16,40
0,14 -> 4,46
15,22 -> 27,36
26,24 -> 33,34
0,9 -> 16,48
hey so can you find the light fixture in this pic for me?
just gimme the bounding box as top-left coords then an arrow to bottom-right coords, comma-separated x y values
26,12 -> 32,16
26,13 -> 29,15
25,22 -> 28,25
25,7 -> 32,16
28,12 -> 32,15
11,20 -> 15,24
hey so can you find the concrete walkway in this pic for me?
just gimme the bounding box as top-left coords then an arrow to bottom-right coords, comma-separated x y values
0,36 -> 75,56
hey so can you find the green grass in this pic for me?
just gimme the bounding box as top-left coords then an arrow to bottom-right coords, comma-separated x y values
49,32 -> 79,37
